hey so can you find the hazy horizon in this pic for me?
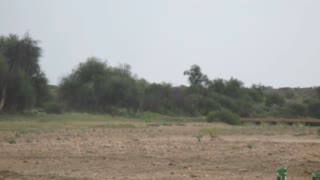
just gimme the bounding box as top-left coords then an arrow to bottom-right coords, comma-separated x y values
1,0 -> 320,88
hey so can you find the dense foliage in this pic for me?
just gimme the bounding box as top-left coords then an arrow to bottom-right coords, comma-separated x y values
58,58 -> 320,119
0,34 -> 49,112
0,33 -> 319,119
59,58 -> 143,113
207,109 -> 241,125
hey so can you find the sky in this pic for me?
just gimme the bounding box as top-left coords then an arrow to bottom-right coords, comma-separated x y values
1,0 -> 320,88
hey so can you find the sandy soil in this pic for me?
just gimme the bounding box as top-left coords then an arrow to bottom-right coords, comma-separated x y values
0,123 -> 319,180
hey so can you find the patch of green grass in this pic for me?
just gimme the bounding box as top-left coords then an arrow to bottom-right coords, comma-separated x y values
147,122 -> 186,127
141,112 -> 162,120
223,121 -> 316,136
92,123 -> 138,129
317,128 -> 320,137
0,113 -> 141,132
0,113 -> 191,133
0,113 -> 117,122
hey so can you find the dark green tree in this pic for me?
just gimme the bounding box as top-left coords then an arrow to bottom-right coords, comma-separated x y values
184,65 -> 208,86
265,93 -> 285,107
0,33 -> 49,112
285,102 -> 307,117
224,78 -> 243,98
208,78 -> 225,94
307,100 -> 320,118
59,57 -> 142,113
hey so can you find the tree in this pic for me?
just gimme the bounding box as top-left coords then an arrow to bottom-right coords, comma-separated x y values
265,93 -> 285,107
184,65 -> 208,86
316,87 -> 320,99
59,57 -> 142,113
247,84 -> 264,103
0,33 -> 48,112
285,102 -> 307,117
208,78 -> 225,94
307,100 -> 320,118
224,78 -> 243,98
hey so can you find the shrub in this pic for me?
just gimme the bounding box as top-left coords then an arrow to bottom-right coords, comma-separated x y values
265,93 -> 285,107
206,109 -> 241,125
308,100 -> 320,118
285,102 -> 307,117
6,137 -> 16,144
200,128 -> 223,139
44,102 -> 64,114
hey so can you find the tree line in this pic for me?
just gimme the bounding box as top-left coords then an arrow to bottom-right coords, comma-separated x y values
0,34 -> 320,119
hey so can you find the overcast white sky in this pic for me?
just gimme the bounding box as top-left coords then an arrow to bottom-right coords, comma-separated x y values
1,0 -> 320,87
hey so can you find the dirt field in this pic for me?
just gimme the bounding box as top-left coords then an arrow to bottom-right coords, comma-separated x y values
0,122 -> 319,180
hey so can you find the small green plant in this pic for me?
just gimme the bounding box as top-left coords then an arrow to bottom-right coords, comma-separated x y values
317,128 -> 320,136
195,132 -> 204,142
247,143 -> 253,149
200,128 -> 223,140
207,109 -> 241,125
6,137 -> 16,144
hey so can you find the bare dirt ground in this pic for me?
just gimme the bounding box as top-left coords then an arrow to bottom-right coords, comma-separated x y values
0,123 -> 319,180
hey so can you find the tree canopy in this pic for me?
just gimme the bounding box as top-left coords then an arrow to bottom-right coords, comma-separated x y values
0,34 -> 49,112
59,57 -> 142,113
0,33 -> 319,119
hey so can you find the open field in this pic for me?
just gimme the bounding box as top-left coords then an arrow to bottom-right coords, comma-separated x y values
0,114 -> 320,179
241,118 -> 320,126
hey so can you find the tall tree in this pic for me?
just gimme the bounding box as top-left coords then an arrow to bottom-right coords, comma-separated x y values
59,57 -> 142,113
183,65 -> 208,87
0,33 -> 48,112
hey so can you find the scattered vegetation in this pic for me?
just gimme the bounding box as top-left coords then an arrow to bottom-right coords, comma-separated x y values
93,123 -> 137,129
199,128 -> 224,140
6,137 -> 16,144
195,132 -> 204,142
1,34 -> 320,122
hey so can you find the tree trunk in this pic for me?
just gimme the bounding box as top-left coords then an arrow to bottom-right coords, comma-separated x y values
0,85 -> 7,112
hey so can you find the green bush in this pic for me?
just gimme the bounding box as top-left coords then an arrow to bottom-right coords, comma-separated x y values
265,93 -> 285,107
206,109 -> 241,125
285,102 -> 307,117
44,102 -> 64,114
308,100 -> 320,118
